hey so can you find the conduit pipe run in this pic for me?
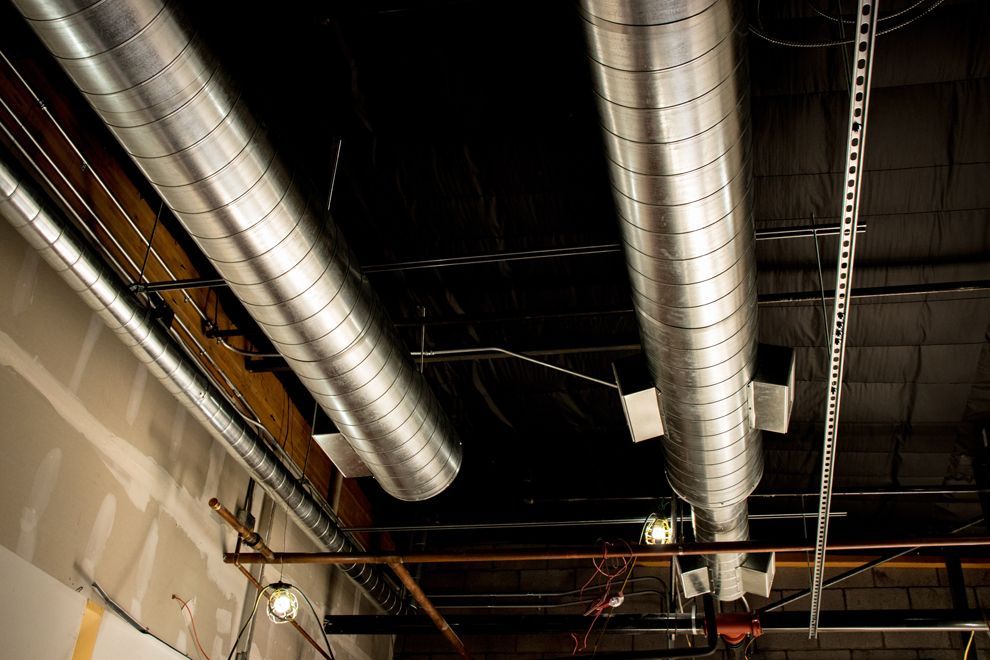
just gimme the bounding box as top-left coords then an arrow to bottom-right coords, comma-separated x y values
581,0 -> 762,599
0,155 -> 402,612
11,0 -> 461,501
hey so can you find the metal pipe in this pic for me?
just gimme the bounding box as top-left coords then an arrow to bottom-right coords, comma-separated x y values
341,511 -> 846,533
227,535 -> 990,566
321,609 -> 989,636
427,576 -> 664,601
581,0 -> 761,600
392,282 -> 990,329
758,517 -> 984,613
411,347 -> 617,389
560,595 -> 719,659
758,610 -> 990,634
0,155 -> 400,612
759,280 -> 990,305
129,277 -> 227,293
546,487 -> 990,503
388,562 -> 471,658
13,0 -> 461,502
359,223 -> 865,274
210,497 -> 275,562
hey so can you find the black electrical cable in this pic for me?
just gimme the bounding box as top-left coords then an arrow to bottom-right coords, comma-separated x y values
808,0 -> 929,24
750,0 -> 946,48
226,586 -> 271,660
296,587 -> 336,660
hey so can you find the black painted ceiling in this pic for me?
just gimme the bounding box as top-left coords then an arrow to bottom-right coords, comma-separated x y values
17,0 -> 990,547
184,0 -> 990,546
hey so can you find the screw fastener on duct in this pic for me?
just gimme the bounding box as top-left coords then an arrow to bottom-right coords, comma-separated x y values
11,0 -> 461,501
583,0 -> 784,599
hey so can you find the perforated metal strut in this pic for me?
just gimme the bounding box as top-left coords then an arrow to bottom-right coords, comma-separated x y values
809,0 -> 880,638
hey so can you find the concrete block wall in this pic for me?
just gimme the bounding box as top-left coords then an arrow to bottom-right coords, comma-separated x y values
392,561 -> 990,659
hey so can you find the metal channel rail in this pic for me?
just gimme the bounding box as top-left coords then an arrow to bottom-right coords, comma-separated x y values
809,0 -> 881,637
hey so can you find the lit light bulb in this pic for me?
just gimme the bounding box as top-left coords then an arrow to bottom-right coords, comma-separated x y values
641,513 -> 672,546
267,586 -> 299,624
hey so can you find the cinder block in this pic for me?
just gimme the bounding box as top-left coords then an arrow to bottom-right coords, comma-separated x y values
632,633 -> 669,651
421,570 -> 469,592
743,592 -> 776,609
844,587 -> 909,610
781,588 -> 844,611
464,570 -> 520,592
517,633 -> 570,653
883,632 -> 952,649
963,568 -> 990,586
973,586 -> 990,608
824,566 -> 876,588
874,567 -> 939,587
462,634 -> 517,652
819,632 -> 883,649
592,634 -> 634,652
919,651 -> 976,660
755,633 -> 820,651
771,567 -> 814,590
519,568 -> 575,592
852,651 -> 920,660
788,651 -> 850,660
749,651 -> 786,660
908,586 -> 954,609
398,635 -> 451,654
787,650 -> 851,660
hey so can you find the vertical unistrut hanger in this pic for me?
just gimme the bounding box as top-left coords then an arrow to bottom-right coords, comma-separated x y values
808,0 -> 880,638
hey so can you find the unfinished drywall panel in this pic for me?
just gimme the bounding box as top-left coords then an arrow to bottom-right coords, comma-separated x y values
91,610 -> 188,660
0,213 -> 250,654
0,543 -> 86,659
0,205 -> 390,658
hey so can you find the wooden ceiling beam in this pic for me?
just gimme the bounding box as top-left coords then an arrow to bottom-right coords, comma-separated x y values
0,41 -> 380,534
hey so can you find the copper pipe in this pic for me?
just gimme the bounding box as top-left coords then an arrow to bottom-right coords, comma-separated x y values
231,562 -> 331,660
389,562 -> 470,658
210,497 -> 276,561
225,535 -> 990,566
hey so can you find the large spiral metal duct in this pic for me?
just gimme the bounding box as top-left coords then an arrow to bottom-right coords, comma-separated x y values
0,155 -> 401,612
581,0 -> 762,599
11,0 -> 461,501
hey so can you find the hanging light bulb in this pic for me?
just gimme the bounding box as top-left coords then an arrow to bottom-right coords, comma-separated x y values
266,583 -> 299,624
641,513 -> 673,546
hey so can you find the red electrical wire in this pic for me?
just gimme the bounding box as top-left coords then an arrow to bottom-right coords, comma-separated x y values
570,541 -> 634,655
172,594 -> 212,660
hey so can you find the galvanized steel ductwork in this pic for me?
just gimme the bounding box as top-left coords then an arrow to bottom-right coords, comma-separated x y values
581,0 -> 763,599
0,156 -> 401,612
11,0 -> 461,501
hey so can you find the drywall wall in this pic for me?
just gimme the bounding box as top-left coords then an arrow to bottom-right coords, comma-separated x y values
0,204 -> 390,658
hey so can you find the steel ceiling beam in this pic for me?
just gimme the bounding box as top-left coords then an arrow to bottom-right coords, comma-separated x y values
226,534 -> 990,566
322,610 -> 990,636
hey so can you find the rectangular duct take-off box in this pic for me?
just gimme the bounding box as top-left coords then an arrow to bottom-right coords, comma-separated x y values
314,433 -> 373,478
674,555 -> 712,598
749,344 -> 796,434
612,355 -> 664,443
740,552 -> 776,598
